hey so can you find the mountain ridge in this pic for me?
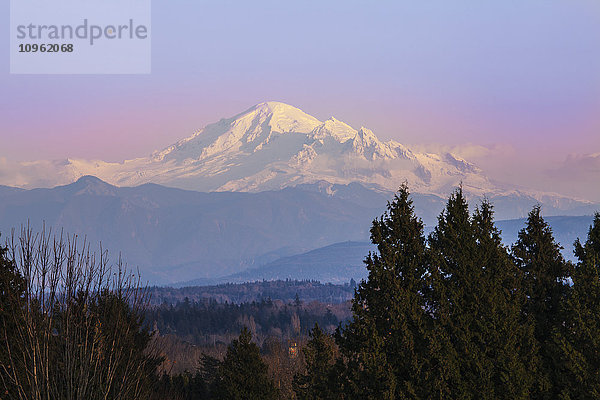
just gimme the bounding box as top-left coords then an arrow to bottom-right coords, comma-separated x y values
0,177 -> 597,285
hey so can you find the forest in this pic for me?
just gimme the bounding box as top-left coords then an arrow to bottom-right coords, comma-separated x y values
1,184 -> 600,399
148,295 -> 349,346
148,279 -> 356,306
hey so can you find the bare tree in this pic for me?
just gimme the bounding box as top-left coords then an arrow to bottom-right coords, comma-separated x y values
0,223 -> 161,400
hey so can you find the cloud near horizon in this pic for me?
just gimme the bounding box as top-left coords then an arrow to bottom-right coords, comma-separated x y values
408,144 -> 600,204
410,143 -> 517,162
0,157 -> 76,189
542,153 -> 600,202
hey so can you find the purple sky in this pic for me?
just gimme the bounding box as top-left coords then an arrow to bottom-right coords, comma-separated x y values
1,1 -> 600,200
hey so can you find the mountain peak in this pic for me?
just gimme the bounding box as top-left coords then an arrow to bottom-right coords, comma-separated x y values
68,175 -> 117,196
251,101 -> 301,113
311,117 -> 356,142
356,127 -> 377,141
76,175 -> 104,184
243,101 -> 321,133
350,127 -> 394,160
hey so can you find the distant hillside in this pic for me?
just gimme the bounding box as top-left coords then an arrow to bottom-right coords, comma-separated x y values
180,216 -> 595,285
0,177 -> 383,284
149,279 -> 356,305
0,185 -> 25,196
180,241 -> 374,286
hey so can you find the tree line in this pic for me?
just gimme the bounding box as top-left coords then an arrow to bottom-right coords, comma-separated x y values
148,280 -> 355,306
2,184 -> 600,399
299,185 -> 600,399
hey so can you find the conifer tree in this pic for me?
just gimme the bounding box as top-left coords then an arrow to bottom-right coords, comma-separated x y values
512,206 -> 571,398
470,201 -> 536,398
213,327 -> 278,400
293,323 -> 340,400
428,192 -> 534,399
198,353 -> 221,398
556,213 -> 600,398
0,238 -> 26,397
337,184 -> 430,399
427,188 -> 480,398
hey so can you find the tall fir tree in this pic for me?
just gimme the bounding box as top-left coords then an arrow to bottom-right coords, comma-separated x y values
213,327 -> 279,400
512,206 -> 571,398
556,213 -> 600,398
428,191 -> 535,399
470,201 -> 536,398
428,188 -> 481,398
337,184 -> 430,399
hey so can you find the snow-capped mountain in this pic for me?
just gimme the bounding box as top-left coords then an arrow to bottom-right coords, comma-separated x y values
0,101 -> 596,209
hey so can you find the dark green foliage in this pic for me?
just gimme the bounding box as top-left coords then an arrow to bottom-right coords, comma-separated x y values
212,327 -> 279,400
555,213 -> 600,399
513,206 -> 571,340
293,324 -> 340,400
470,202 -> 537,398
512,206 -> 571,398
427,188 -> 477,398
198,353 -> 221,397
153,371 -> 209,400
428,192 -> 535,399
337,184 -> 430,399
336,187 -> 545,399
0,238 -> 26,397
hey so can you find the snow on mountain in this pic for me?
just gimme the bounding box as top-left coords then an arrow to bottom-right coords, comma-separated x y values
0,101 -> 595,208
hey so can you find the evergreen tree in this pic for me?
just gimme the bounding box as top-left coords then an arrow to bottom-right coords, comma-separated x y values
556,213 -> 600,398
197,353 -> 221,398
337,183 -> 430,399
427,188 -> 481,398
512,206 -> 571,398
428,192 -> 534,399
0,238 -> 26,397
293,323 -> 340,400
213,327 -> 278,400
470,201 -> 536,398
